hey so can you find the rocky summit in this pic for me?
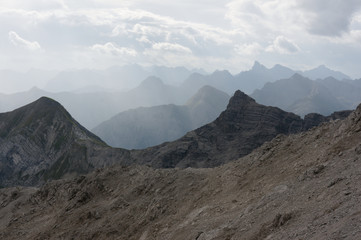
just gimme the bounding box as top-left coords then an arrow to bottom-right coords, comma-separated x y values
0,97 -> 129,187
1,101 -> 361,239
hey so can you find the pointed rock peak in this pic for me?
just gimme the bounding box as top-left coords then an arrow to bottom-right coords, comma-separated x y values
33,96 -> 63,108
227,90 -> 256,109
272,63 -> 292,71
251,61 -> 267,70
16,97 -> 71,121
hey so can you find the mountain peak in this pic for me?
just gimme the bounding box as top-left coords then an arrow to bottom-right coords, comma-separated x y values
226,90 -> 256,110
290,73 -> 308,80
0,97 -> 109,186
251,61 -> 267,70
186,85 -> 229,107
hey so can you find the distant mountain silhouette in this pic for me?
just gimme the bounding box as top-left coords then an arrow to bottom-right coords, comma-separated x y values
233,61 -> 296,94
317,77 -> 361,109
45,64 -> 204,92
0,78 -> 192,129
92,86 -> 229,149
180,62 -> 352,96
251,74 -> 356,116
302,65 -> 350,80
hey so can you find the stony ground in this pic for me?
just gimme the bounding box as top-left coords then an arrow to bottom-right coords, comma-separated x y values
1,105 -> 361,239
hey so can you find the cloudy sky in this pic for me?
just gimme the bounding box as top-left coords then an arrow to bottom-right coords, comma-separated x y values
1,0 -> 361,77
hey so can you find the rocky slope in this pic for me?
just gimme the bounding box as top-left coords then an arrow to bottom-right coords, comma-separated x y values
92,86 -> 229,149
0,97 -> 129,187
1,101 -> 361,239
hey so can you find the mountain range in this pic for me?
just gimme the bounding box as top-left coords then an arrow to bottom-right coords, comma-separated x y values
251,73 -> 361,116
0,65 -> 205,94
0,77 -> 192,129
0,90 -> 352,187
0,62 -> 355,132
181,61 -> 351,96
1,94 -> 360,239
92,86 -> 230,149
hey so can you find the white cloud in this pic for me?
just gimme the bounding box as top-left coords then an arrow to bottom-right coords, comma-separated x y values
298,0 -> 361,36
0,0 -> 68,11
91,42 -> 137,56
1,1 -> 361,78
235,42 -> 262,56
266,36 -> 300,54
152,42 -> 192,54
8,31 -> 41,51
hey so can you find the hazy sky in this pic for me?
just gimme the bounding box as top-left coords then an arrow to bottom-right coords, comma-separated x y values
2,0 -> 361,77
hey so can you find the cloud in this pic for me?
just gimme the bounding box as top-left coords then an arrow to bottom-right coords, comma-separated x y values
266,36 -> 300,54
152,42 -> 192,54
91,42 -> 137,56
234,42 -> 263,56
8,31 -> 41,50
298,0 -> 361,36
0,0 -> 68,10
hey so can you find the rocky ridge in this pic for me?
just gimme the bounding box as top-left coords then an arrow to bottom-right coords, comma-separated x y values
128,90 -> 351,168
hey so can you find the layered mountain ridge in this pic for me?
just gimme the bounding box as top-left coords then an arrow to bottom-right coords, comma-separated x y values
0,91 -> 352,187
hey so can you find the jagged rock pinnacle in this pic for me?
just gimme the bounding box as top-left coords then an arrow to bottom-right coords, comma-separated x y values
226,90 -> 256,110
